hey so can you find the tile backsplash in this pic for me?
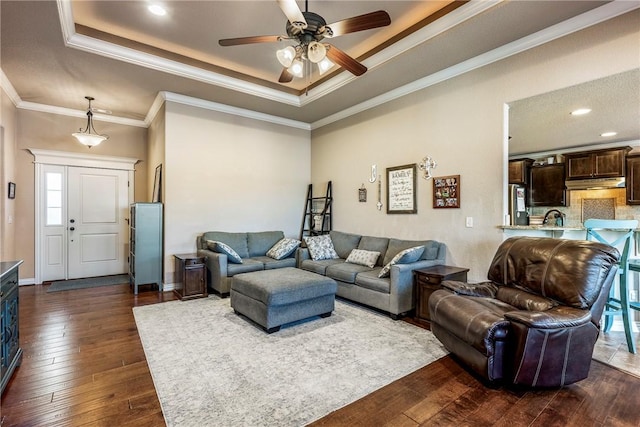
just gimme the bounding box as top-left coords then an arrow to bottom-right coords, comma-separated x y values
530,188 -> 640,226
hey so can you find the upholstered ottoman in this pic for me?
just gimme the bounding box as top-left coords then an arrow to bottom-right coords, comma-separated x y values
230,267 -> 337,333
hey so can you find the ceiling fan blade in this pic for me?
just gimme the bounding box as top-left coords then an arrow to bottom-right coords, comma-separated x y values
219,35 -> 281,46
326,44 -> 367,76
325,10 -> 391,37
276,0 -> 307,28
278,68 -> 294,83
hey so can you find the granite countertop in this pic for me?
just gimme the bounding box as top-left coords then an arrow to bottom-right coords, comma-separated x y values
499,225 -> 584,231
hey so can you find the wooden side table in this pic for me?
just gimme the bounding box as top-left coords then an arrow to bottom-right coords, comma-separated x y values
173,253 -> 208,300
413,265 -> 469,323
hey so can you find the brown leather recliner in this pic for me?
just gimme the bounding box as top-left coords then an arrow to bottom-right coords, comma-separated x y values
429,237 -> 619,387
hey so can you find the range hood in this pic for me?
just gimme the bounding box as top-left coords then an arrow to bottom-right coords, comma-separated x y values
565,177 -> 626,190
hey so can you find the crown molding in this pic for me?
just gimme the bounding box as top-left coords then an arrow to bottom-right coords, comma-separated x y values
310,0 -> 640,129
301,0 -> 501,106
161,92 -> 310,131
56,0 -> 301,107
0,69 -> 21,106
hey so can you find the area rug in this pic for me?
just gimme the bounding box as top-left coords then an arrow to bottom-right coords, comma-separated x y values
133,297 -> 447,427
47,274 -> 129,292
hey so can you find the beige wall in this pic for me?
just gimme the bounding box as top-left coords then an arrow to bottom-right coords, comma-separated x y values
148,103 -> 166,202
13,110 -> 147,280
161,102 -> 311,283
311,10 -> 640,282
1,88 -> 18,261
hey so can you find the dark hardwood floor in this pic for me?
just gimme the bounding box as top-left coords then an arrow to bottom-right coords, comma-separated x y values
2,282 -> 639,426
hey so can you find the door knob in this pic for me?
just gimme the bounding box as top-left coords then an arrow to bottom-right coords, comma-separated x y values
69,227 -> 75,231
70,219 -> 75,223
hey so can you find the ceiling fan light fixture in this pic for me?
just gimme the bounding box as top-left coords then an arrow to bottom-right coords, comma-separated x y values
307,41 -> 327,63
276,46 -> 297,68
72,96 -> 109,148
289,59 -> 304,78
317,57 -> 334,75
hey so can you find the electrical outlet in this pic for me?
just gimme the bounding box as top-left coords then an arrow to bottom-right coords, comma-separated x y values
465,217 -> 473,228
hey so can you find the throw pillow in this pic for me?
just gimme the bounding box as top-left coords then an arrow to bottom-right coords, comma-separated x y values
304,234 -> 339,261
378,245 -> 425,278
345,249 -> 380,268
207,240 -> 243,264
266,238 -> 301,260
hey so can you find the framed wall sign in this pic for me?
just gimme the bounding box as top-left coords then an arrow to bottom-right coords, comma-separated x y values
433,175 -> 460,208
7,182 -> 16,199
386,164 -> 417,214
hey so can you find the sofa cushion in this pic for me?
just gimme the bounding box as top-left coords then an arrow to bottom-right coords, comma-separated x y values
384,239 -> 437,265
208,240 -> 243,264
300,258 -> 344,275
329,231 -> 362,259
266,238 -> 300,260
203,232 -> 249,258
378,246 -> 425,278
226,259 -> 264,276
345,249 -> 380,268
357,236 -> 390,266
248,231 -> 284,257
253,255 -> 297,270
355,269 -> 390,294
305,234 -> 340,261
326,262 -> 372,284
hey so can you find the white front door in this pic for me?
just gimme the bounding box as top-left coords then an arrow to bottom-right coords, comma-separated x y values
31,149 -> 138,284
67,167 -> 129,279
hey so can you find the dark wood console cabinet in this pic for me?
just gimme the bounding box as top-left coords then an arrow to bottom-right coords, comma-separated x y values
1,260 -> 23,395
173,254 -> 207,300
413,265 -> 469,323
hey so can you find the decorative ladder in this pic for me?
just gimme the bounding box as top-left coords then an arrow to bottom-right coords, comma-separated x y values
299,181 -> 332,240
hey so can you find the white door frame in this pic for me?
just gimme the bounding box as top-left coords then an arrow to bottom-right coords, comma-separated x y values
29,149 -> 138,284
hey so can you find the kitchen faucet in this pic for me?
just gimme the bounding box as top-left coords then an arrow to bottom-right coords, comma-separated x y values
543,209 -> 565,226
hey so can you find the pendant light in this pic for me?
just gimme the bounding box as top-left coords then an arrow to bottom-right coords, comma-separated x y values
72,96 -> 109,148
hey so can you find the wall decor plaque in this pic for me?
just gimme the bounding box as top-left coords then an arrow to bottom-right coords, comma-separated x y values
433,175 -> 460,208
387,164 -> 417,214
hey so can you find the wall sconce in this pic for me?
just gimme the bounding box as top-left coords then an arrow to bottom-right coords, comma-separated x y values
418,156 -> 437,180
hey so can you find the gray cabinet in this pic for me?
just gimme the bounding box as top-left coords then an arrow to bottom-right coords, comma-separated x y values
1,260 -> 23,395
129,203 -> 163,294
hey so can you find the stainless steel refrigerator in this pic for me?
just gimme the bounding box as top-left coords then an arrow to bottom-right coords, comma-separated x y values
509,184 -> 529,225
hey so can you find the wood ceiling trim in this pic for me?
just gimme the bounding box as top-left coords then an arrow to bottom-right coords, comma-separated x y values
74,24 -> 301,96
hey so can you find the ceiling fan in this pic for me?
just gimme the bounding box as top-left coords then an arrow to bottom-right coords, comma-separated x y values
218,0 -> 391,83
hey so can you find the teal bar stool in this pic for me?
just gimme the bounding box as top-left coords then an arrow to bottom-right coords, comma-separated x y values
585,218 -> 638,353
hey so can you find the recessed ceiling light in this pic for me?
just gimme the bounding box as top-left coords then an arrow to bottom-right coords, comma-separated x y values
148,5 -> 167,16
570,108 -> 591,116
601,132 -> 617,137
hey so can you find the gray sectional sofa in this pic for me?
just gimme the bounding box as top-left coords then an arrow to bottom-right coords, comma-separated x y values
196,231 -> 297,296
296,230 -> 446,318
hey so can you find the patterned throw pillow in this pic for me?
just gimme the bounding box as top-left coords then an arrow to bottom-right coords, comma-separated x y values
304,235 -> 340,261
207,240 -> 243,264
266,238 -> 301,260
345,249 -> 380,268
377,246 -> 425,278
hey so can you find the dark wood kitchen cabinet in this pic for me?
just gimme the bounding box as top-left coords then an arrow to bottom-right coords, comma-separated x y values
565,147 -> 630,179
528,163 -> 567,207
509,158 -> 534,185
626,154 -> 640,205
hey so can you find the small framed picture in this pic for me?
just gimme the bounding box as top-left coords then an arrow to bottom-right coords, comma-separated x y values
433,175 -> 460,209
7,182 -> 16,199
152,164 -> 162,203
